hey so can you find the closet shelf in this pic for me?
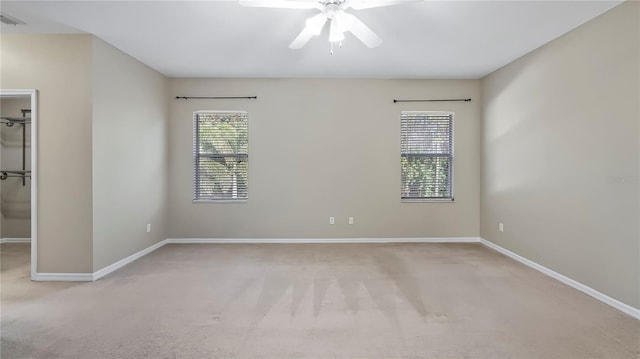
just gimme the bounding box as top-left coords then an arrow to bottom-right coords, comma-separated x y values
0,170 -> 31,180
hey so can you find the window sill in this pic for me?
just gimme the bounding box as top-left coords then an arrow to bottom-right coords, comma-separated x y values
402,198 -> 454,203
192,199 -> 248,204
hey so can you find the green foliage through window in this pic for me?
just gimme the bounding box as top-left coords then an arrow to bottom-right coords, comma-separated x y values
401,112 -> 453,200
194,111 -> 248,200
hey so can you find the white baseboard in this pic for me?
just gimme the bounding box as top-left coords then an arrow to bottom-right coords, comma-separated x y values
0,238 -> 31,244
29,237 -> 639,320
479,238 -> 640,320
166,237 -> 481,244
33,272 -> 93,281
31,240 -> 168,282
93,239 -> 168,280
33,238 -> 479,282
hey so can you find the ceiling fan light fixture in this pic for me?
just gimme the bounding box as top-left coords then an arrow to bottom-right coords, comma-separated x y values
329,19 -> 345,42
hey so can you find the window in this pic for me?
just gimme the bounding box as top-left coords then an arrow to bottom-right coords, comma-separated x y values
401,112 -> 453,201
193,111 -> 248,201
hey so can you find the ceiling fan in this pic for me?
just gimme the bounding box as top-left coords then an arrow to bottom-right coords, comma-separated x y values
239,0 -> 420,50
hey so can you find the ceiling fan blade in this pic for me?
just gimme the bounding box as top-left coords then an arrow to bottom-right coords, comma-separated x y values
289,27 -> 315,49
344,14 -> 382,48
239,0 -> 321,9
347,0 -> 420,10
289,13 -> 328,48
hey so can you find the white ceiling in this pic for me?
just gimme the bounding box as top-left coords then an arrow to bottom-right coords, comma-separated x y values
0,0 -> 623,79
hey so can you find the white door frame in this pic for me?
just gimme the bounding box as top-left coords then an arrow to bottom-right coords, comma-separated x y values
0,89 -> 38,280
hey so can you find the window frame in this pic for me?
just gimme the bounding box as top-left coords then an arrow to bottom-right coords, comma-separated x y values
400,111 -> 455,203
193,110 -> 249,203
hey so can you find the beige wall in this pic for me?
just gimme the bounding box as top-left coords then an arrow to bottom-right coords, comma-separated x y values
91,38 -> 169,271
169,78 -> 480,238
1,34 -> 169,274
481,1 -> 639,308
0,98 -> 31,238
1,34 -> 93,273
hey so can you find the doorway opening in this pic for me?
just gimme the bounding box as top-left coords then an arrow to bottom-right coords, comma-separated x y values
0,90 -> 38,280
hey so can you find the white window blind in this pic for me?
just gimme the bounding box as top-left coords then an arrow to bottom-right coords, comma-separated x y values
401,112 -> 453,200
193,111 -> 248,200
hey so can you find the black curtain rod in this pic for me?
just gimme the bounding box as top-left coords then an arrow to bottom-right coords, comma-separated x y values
176,96 -> 257,100
393,98 -> 471,103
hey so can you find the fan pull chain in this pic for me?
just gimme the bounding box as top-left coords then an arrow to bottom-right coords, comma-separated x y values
329,41 -> 344,55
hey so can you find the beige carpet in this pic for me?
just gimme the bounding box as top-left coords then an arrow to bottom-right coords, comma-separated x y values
1,242 -> 638,359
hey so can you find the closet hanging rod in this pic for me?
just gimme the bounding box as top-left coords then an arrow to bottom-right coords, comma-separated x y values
1,170 -> 31,174
1,117 -> 31,123
393,98 -> 472,103
176,96 -> 257,100
0,170 -> 31,181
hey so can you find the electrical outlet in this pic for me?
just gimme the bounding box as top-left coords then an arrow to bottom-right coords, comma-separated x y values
348,217 -> 354,225
146,223 -> 151,233
499,223 -> 504,232
329,217 -> 335,225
